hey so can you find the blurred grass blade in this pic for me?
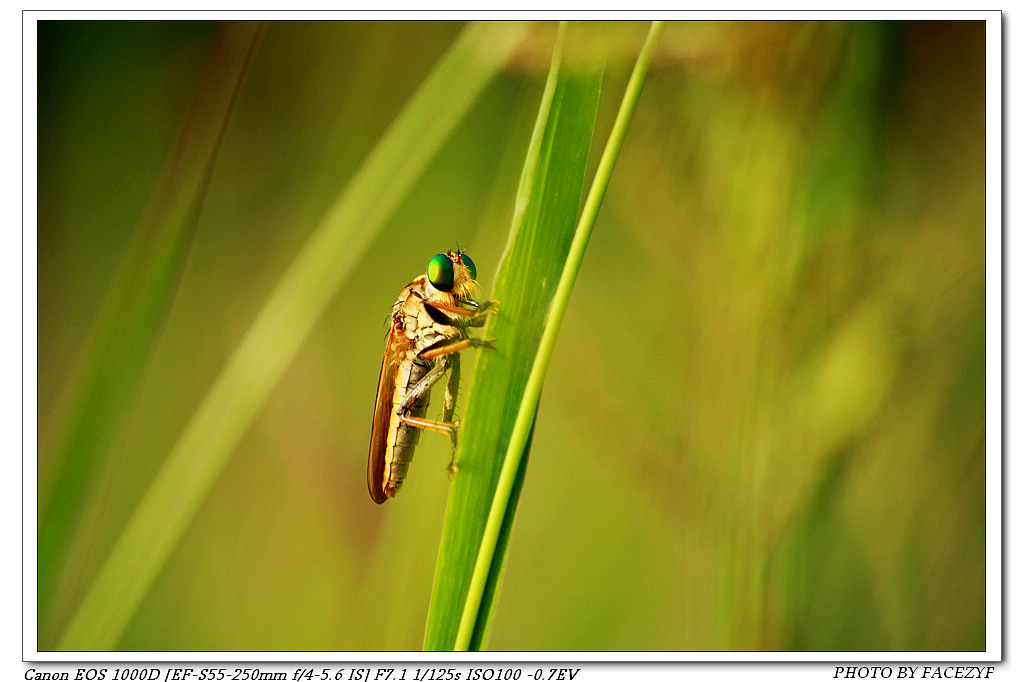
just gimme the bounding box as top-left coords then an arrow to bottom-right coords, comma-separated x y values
38,20 -> 265,621
424,20 -> 664,652
57,21 -> 528,651
424,22 -> 604,651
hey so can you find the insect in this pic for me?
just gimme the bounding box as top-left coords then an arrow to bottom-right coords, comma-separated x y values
367,250 -> 498,504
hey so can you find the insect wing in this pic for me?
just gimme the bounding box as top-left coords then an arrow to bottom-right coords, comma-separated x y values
368,326 -> 399,504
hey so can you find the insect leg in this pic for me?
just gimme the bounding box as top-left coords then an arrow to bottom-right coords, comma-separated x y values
426,299 -> 499,327
443,352 -> 461,477
396,356 -> 448,415
397,414 -> 459,436
442,351 -> 460,425
462,299 -> 499,327
420,335 -> 495,360
394,354 -> 461,451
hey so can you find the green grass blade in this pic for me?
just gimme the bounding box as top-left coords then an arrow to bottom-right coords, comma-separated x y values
423,22 -> 605,651
467,415 -> 536,651
461,20 -> 663,652
56,21 -> 527,651
423,20 -> 664,652
38,22 -> 265,615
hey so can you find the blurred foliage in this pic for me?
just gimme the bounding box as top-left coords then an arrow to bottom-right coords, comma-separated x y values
37,20 -> 987,651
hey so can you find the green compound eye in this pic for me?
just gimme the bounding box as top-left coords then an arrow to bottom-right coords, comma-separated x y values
427,253 -> 454,292
460,252 -> 478,281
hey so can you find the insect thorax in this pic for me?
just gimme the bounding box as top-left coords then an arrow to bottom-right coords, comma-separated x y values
393,276 -> 463,357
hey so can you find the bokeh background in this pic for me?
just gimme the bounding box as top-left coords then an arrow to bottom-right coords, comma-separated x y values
37,20 -> 988,651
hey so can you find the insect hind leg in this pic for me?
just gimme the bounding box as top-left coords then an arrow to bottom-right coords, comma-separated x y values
395,354 -> 462,480
397,413 -> 459,436
396,356 -> 448,415
397,413 -> 460,478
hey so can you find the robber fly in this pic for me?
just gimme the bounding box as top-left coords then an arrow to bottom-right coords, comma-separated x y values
367,250 -> 498,504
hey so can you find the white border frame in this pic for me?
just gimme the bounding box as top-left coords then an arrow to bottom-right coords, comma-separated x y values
19,9 -> 1004,669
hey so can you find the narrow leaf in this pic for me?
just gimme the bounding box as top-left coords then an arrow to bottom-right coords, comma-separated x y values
424,20 -> 664,652
39,22 -> 265,614
423,23 -> 603,651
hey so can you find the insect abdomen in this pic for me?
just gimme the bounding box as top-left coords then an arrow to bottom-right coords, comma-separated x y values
382,357 -> 432,498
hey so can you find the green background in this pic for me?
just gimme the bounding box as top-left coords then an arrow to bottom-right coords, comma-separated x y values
37,20 -> 988,651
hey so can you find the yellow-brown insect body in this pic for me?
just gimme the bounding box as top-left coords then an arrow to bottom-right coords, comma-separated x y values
368,251 -> 497,504
378,274 -> 463,499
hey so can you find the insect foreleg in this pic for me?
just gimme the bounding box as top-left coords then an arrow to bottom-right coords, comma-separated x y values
426,299 -> 499,328
462,299 -> 499,327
